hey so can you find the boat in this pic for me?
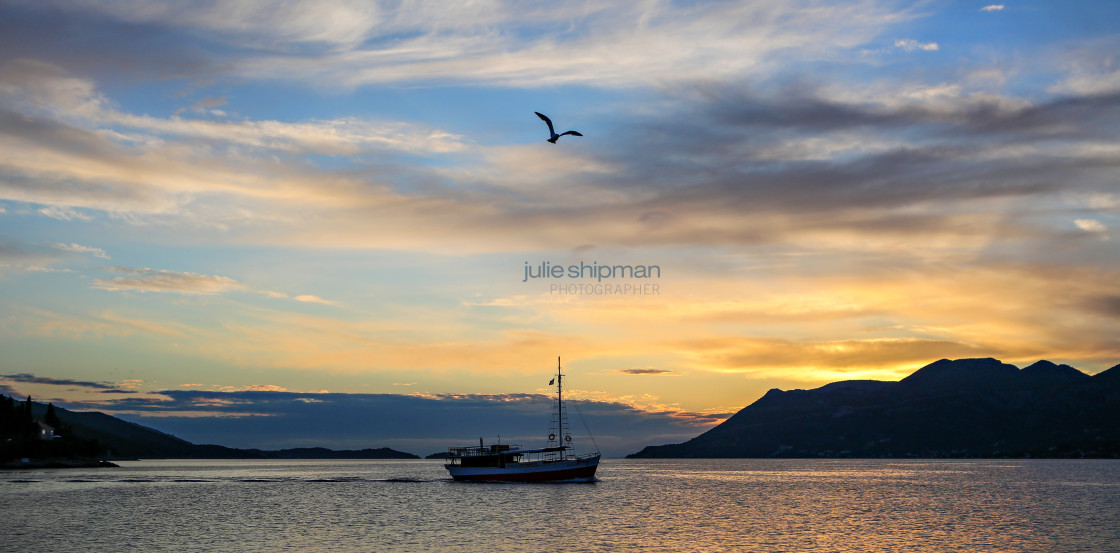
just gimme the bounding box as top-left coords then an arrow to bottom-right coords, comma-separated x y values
444,357 -> 601,482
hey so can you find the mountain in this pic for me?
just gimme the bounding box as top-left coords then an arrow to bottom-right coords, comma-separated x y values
35,403 -> 199,458
1020,360 -> 1090,383
1093,363 -> 1120,385
12,400 -> 419,460
628,358 -> 1120,459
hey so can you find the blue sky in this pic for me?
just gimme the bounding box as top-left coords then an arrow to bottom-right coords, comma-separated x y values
1,0 -> 1118,456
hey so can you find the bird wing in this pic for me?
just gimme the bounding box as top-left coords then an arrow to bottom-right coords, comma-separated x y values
561,131 -> 583,137
534,112 -> 556,135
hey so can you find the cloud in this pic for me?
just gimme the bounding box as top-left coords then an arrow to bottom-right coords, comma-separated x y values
0,238 -> 76,275
542,85 -> 1120,258
683,336 -> 994,380
8,57 -> 1117,381
1049,37 -> 1120,96
52,242 -> 109,259
1075,219 -> 1107,234
34,0 -> 389,50
0,60 -> 475,231
614,368 -> 679,375
24,266 -> 74,273
894,39 -> 939,52
3,2 -> 908,90
232,384 -> 289,392
0,4 -> 216,80
37,206 -> 93,221
181,96 -> 228,116
981,5 -> 1005,12
4,27 -> 1117,261
110,114 -> 467,156
1086,295 -> 1120,319
16,307 -> 191,339
0,59 -> 466,155
55,389 -> 717,457
93,267 -> 243,295
3,0 -> 1119,412
294,295 -> 340,306
1,373 -> 119,390
4,59 -> 1117,385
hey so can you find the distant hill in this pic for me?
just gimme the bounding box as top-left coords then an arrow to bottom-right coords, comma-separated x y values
628,358 -> 1120,459
18,400 -> 419,460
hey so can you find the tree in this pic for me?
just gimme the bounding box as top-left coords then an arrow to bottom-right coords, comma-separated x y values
1,395 -> 103,462
0,394 -> 16,437
45,403 -> 61,428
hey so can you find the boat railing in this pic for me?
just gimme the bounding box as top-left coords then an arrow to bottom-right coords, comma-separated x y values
448,444 -> 523,458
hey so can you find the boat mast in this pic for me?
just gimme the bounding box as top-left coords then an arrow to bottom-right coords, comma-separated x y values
558,356 -> 574,457
546,356 -> 574,460
557,356 -> 563,449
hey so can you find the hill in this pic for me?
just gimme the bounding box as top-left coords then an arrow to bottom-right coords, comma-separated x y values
628,358 -> 1120,459
3,399 -> 419,461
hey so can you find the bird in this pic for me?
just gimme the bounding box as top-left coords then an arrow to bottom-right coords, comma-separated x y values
535,112 -> 583,143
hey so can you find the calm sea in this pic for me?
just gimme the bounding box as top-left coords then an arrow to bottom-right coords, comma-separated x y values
2,458 -> 1118,552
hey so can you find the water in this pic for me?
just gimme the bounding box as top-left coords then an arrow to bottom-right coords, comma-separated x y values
2,459 -> 1118,552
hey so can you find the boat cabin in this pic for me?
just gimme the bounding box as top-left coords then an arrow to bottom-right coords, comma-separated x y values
446,443 -> 570,468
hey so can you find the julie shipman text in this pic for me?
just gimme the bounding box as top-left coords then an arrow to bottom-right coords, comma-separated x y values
522,261 -> 662,282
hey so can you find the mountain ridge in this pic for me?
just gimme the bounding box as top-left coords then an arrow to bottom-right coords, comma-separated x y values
628,358 -> 1120,459
5,399 -> 419,461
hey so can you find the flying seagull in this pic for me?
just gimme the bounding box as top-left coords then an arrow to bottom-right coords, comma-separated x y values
535,112 -> 583,143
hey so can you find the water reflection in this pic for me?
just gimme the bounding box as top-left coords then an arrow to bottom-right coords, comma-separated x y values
2,459 -> 1117,552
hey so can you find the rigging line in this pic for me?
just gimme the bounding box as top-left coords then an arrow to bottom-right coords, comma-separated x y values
571,400 -> 600,455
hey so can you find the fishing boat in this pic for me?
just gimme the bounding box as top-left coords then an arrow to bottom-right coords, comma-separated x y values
444,358 -> 601,482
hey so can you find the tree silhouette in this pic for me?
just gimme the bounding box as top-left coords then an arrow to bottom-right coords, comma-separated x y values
1,395 -> 103,462
45,403 -> 61,428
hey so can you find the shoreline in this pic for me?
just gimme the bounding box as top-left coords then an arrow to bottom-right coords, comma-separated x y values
2,458 -> 119,470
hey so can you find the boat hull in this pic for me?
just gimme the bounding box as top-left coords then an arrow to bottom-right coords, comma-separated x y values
446,455 -> 600,482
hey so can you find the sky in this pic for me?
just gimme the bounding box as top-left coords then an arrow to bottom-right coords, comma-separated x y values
1,0 -> 1119,457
